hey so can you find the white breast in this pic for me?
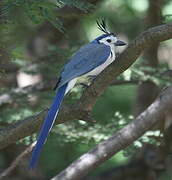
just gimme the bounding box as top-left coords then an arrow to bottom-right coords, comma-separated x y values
85,54 -> 114,76
66,46 -> 116,94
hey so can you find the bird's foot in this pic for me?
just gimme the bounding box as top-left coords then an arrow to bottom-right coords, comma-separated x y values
78,82 -> 90,88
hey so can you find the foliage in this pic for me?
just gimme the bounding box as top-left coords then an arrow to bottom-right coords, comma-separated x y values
118,64 -> 172,87
0,0 -> 94,32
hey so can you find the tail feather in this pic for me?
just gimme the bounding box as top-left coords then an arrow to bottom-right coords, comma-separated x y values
29,83 -> 68,169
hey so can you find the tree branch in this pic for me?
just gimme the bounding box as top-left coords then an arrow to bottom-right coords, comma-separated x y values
0,142 -> 36,179
0,22 -> 171,150
0,79 -> 56,107
0,106 -> 92,150
52,86 -> 172,180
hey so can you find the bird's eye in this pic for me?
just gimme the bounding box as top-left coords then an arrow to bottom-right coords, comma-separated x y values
106,39 -> 111,43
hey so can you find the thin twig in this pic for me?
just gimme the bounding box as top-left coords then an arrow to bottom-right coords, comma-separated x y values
0,79 -> 56,107
0,142 -> 36,179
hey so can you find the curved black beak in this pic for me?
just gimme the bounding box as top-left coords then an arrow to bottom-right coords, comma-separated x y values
115,40 -> 126,46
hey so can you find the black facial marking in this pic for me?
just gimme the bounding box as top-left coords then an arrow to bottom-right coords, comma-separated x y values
110,51 -> 113,58
106,39 -> 111,43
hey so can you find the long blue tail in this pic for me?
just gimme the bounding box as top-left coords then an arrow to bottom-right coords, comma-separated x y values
29,83 -> 68,169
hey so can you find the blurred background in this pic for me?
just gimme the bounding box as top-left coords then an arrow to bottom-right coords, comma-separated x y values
0,0 -> 172,179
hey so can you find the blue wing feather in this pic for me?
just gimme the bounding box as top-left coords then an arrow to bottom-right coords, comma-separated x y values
58,43 -> 111,87
29,83 -> 68,169
29,41 -> 110,168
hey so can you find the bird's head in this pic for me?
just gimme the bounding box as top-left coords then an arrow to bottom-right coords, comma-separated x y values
94,20 -> 126,47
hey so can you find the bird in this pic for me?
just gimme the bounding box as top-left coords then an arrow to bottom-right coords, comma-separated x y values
29,20 -> 126,169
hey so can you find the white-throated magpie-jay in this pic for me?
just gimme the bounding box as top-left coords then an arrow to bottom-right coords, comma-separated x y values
29,20 -> 126,168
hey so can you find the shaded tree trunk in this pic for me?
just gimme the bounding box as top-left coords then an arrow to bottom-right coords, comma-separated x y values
134,0 -> 163,115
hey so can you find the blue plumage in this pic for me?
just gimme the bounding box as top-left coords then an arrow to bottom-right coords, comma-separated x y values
29,83 -> 68,169
29,21 -> 126,168
58,43 -> 111,88
29,42 -> 111,169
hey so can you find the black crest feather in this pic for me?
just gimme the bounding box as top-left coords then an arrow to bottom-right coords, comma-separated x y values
96,19 -> 110,34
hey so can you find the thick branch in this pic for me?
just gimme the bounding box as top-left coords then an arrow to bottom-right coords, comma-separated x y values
0,22 -> 172,150
0,106 -> 92,150
52,86 -> 172,180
